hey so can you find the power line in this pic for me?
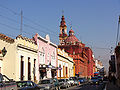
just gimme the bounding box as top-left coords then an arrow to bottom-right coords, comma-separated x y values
0,22 -> 34,36
0,5 -> 59,43
0,13 -> 58,38
0,21 -> 58,44
0,4 -> 20,15
0,4 -> 57,34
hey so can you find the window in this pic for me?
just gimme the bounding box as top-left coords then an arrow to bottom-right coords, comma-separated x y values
20,56 -> 24,80
66,67 -> 68,77
28,57 -> 31,80
33,59 -> 36,81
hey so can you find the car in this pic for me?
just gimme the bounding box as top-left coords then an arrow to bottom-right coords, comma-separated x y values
78,77 -> 88,84
58,79 -> 69,89
66,79 -> 72,87
68,78 -> 75,86
53,78 -> 61,90
69,77 -> 79,86
78,78 -> 85,84
74,80 -> 79,85
98,76 -> 103,82
38,78 -> 56,90
16,81 -> 44,90
90,77 -> 99,85
0,73 -> 17,90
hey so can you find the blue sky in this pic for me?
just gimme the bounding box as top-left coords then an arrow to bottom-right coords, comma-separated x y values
0,0 -> 120,72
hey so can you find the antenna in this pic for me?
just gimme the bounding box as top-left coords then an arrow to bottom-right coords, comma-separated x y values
116,15 -> 120,46
20,10 -> 23,35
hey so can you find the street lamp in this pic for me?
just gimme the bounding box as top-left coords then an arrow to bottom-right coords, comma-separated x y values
2,47 -> 7,57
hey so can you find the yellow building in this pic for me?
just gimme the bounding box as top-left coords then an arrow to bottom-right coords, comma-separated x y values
57,48 -> 74,79
15,35 -> 38,82
0,33 -> 15,78
0,34 -> 38,82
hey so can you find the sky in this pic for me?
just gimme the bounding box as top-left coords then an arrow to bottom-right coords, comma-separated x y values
0,0 -> 120,73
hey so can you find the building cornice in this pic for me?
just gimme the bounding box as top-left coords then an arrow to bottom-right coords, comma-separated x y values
58,54 -> 74,63
17,44 -> 37,53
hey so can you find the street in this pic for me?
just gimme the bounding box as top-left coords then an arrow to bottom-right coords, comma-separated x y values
61,82 -> 106,90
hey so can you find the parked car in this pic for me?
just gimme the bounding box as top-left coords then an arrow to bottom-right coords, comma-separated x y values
98,76 -> 103,82
38,78 -> 55,90
69,77 -> 79,86
58,79 -> 69,89
78,77 -> 88,84
66,78 -> 72,87
53,78 -> 61,90
16,81 -> 44,90
78,78 -> 85,84
74,80 -> 79,85
68,78 -> 75,86
90,77 -> 99,85
0,73 -> 17,90
69,77 -> 78,80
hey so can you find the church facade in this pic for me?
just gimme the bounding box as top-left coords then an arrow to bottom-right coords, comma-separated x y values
58,15 -> 95,78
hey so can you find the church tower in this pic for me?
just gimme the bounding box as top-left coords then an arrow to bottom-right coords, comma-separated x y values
59,15 -> 67,45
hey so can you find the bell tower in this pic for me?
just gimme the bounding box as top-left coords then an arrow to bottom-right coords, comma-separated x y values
59,15 -> 67,45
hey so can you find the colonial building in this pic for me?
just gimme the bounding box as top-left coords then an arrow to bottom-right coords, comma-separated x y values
16,35 -> 38,82
34,33 -> 57,82
0,33 -> 14,75
0,34 -> 38,82
57,48 -> 75,79
58,15 -> 91,77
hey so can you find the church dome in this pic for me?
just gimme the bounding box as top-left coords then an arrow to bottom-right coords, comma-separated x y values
69,29 -> 74,33
65,29 -> 79,43
65,35 -> 79,43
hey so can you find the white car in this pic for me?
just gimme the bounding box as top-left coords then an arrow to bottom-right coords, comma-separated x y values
67,78 -> 75,86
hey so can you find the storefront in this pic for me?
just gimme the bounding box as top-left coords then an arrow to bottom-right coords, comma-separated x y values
51,66 -> 57,78
39,64 -> 47,80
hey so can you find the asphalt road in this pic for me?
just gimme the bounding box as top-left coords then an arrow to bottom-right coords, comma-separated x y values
61,82 -> 106,90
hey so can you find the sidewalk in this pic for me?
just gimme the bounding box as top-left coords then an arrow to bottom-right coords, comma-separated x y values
106,81 -> 120,90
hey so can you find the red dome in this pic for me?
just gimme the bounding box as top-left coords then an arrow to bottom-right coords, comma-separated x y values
65,35 -> 79,43
69,29 -> 74,33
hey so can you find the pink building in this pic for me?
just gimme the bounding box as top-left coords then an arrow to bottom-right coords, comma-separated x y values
34,33 -> 58,82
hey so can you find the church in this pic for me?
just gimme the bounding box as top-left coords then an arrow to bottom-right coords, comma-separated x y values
58,15 -> 95,78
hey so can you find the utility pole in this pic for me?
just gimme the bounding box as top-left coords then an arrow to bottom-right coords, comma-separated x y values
20,10 -> 23,35
116,16 -> 120,46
